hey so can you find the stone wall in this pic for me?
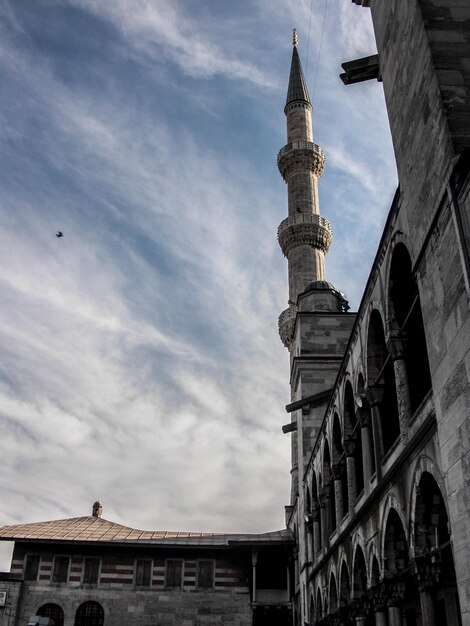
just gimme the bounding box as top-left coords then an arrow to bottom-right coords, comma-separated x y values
9,544 -> 252,626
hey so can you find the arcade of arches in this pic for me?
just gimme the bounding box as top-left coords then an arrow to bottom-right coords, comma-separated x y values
310,473 -> 461,626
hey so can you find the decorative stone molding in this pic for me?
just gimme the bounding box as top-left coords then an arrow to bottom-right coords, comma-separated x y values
277,141 -> 326,181
386,329 -> 408,361
365,385 -> 385,407
278,213 -> 332,257
278,304 -> 298,349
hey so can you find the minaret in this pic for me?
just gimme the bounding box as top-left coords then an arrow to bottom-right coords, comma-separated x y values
278,31 -> 344,351
277,33 -> 355,508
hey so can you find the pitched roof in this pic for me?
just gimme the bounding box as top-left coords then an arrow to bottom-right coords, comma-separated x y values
0,516 -> 293,548
286,45 -> 311,107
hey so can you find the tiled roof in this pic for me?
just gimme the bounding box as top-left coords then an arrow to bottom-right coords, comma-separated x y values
0,516 -> 293,548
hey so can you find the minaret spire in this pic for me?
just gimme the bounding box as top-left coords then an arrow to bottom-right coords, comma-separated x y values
277,35 -> 335,350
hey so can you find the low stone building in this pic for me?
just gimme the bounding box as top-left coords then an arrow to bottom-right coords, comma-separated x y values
0,503 -> 293,626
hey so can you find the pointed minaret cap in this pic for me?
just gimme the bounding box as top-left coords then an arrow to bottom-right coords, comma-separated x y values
286,31 -> 311,109
92,501 -> 103,518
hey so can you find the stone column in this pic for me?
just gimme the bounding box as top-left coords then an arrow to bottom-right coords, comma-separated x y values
366,385 -> 385,481
386,330 -> 411,445
320,489 -> 330,544
357,404 -> 374,486
251,549 -> 258,602
419,588 -> 436,626
375,609 -> 388,626
332,464 -> 344,525
344,438 -> 357,510
387,583 -> 405,626
312,503 -> 321,556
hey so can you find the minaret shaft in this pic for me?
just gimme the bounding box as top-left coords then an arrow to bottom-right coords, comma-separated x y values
277,40 -> 332,349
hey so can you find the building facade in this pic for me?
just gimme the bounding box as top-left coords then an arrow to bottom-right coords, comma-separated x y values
0,505 -> 293,626
0,1 -> 469,625
280,2 -> 470,626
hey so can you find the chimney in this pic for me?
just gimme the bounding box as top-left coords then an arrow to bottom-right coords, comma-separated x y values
92,501 -> 103,518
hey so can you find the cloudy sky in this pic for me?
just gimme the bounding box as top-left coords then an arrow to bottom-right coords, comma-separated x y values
0,0 -> 396,567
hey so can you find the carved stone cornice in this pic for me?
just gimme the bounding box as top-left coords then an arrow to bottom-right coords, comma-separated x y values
278,214 -> 332,257
277,141 -> 325,181
278,304 -> 298,349
365,385 -> 385,407
386,329 -> 408,361
343,436 -> 356,457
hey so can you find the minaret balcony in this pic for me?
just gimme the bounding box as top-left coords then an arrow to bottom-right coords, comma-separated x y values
278,213 -> 332,257
277,141 -> 325,181
278,305 -> 298,349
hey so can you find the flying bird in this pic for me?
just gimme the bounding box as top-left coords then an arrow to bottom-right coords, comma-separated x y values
56,231 -> 63,238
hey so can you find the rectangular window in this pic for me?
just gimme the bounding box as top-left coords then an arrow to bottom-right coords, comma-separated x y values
197,560 -> 214,589
83,558 -> 100,584
135,559 -> 152,587
24,555 -> 40,581
52,556 -> 69,583
165,559 -> 183,588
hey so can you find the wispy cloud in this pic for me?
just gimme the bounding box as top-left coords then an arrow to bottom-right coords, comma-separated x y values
0,0 -> 396,568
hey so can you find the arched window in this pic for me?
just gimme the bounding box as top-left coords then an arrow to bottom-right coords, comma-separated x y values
367,310 -> 400,454
332,414 -> 348,519
344,381 -> 364,495
384,509 -> 408,577
75,601 -> 104,626
389,243 -> 432,412
38,604 -> 64,626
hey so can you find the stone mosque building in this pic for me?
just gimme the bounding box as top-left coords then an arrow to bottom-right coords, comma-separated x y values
0,1 -> 469,625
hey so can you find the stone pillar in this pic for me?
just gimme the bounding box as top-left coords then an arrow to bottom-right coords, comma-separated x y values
374,609 -> 388,626
357,405 -> 374,486
251,549 -> 258,602
332,464 -> 344,524
366,386 -> 385,481
320,489 -> 329,544
344,438 -> 357,510
312,503 -> 321,556
387,605 -> 401,626
419,588 -> 436,626
386,331 -> 411,445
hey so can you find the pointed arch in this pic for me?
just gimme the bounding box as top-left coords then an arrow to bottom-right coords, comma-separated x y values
383,508 -> 408,577
344,380 -> 364,495
339,560 -> 351,607
316,587 -> 323,622
388,242 -> 432,412
353,545 -> 367,597
332,413 -> 348,519
329,572 -> 338,614
367,309 -> 400,454
323,439 -> 336,534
